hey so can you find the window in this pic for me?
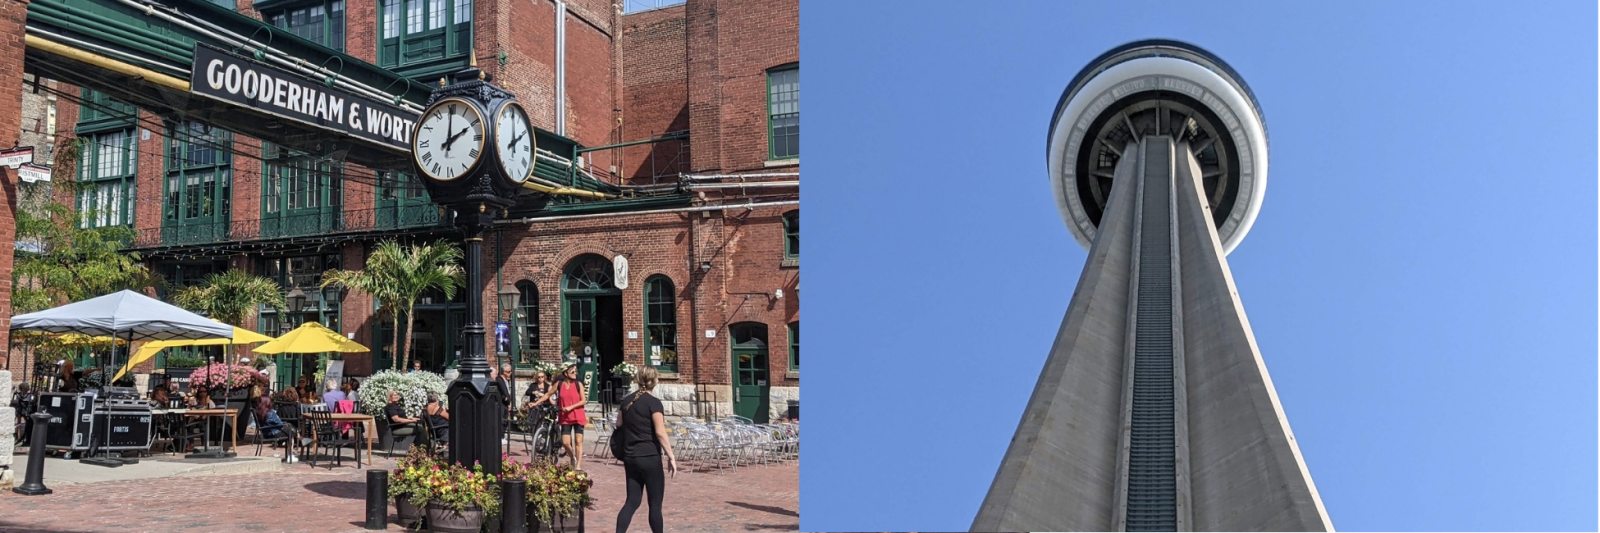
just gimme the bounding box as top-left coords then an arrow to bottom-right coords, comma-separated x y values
267,0 -> 346,52
78,89 -> 135,125
262,143 -> 342,237
379,0 -> 471,77
77,129 -> 136,228
767,65 -> 798,159
163,122 -> 232,244
788,322 -> 798,371
514,281 -> 540,366
376,170 -> 438,229
782,210 -> 798,260
644,276 -> 677,372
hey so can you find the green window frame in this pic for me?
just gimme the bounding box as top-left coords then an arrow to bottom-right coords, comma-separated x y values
787,321 -> 798,371
513,281 -> 541,367
262,142 -> 343,237
266,0 -> 346,52
782,210 -> 798,259
76,129 -> 136,229
375,170 -> 439,229
378,0 -> 471,78
644,276 -> 677,373
767,65 -> 798,160
77,89 -> 136,125
162,121 -> 232,244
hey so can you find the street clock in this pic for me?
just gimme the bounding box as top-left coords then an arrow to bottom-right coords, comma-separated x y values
409,66 -> 526,209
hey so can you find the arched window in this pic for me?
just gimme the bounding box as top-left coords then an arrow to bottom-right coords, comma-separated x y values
644,276 -> 677,372
563,255 -> 615,292
515,281 -> 540,366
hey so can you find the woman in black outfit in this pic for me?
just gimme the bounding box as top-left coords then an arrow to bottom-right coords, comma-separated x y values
614,366 -> 677,533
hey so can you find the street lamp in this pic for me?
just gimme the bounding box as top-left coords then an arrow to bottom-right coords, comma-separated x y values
498,286 -> 520,315
286,287 -> 307,313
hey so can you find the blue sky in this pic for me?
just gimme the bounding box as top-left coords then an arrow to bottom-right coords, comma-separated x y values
802,1 -> 1597,531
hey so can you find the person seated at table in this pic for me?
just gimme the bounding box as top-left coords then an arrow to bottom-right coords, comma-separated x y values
423,391 -> 449,443
251,386 -> 298,460
188,386 -> 216,409
150,385 -> 171,407
322,379 -> 346,406
384,390 -> 421,444
279,387 -> 300,404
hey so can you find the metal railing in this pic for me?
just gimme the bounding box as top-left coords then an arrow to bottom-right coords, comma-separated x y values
136,205 -> 448,248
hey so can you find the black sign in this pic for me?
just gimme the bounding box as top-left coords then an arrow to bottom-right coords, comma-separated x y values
189,43 -> 418,151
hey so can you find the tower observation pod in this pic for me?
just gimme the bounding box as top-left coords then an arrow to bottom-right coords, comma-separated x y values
972,40 -> 1334,532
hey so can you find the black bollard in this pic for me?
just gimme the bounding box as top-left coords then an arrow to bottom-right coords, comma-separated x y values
13,412 -> 52,495
364,469 -> 388,530
501,479 -> 527,533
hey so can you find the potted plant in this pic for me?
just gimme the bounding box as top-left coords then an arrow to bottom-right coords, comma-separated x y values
504,457 -> 593,532
388,446 -> 435,529
163,353 -> 206,392
425,461 -> 500,533
188,362 -> 269,399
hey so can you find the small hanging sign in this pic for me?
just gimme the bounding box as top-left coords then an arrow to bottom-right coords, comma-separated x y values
18,163 -> 51,183
0,146 -> 34,169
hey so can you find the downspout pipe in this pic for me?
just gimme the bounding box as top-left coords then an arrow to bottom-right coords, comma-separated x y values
554,0 -> 567,136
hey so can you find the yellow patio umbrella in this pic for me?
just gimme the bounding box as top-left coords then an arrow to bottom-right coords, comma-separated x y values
112,324 -> 276,382
252,321 -> 369,354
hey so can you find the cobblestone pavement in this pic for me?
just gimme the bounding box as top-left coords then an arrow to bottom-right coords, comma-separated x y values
0,447 -> 798,533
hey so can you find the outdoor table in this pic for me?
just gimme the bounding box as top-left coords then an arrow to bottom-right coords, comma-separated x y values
327,412 -> 374,464
183,408 -> 236,455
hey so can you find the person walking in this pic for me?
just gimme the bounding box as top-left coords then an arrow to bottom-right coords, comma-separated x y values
614,366 -> 677,533
533,363 -> 588,469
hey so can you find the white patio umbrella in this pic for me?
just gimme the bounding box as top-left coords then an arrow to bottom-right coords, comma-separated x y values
11,290 -> 234,466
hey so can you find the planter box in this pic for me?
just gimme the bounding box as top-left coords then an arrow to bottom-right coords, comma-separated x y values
425,501 -> 485,533
529,506 -> 582,533
164,369 -> 196,393
394,496 -> 424,529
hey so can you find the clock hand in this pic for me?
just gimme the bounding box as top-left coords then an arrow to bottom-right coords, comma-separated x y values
508,127 -> 527,150
443,127 -> 471,151
446,110 -> 456,154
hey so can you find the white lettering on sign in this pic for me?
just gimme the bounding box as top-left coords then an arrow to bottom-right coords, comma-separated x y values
190,44 -> 420,151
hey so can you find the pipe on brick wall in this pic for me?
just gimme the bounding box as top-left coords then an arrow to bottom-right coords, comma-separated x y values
496,200 -> 799,225
25,34 -> 191,92
682,182 -> 799,190
679,172 -> 800,181
554,0 -> 567,136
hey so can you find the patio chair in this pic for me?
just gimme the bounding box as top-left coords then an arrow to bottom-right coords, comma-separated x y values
386,417 -> 418,457
304,410 -> 356,469
250,408 -> 294,458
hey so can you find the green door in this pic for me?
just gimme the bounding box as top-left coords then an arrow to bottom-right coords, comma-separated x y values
730,323 -> 770,423
564,296 -> 602,402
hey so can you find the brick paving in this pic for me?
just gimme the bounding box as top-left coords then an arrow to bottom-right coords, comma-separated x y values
0,447 -> 798,533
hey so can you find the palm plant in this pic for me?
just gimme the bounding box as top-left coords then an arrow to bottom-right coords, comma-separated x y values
323,239 -> 463,371
323,240 -> 404,370
171,269 -> 287,326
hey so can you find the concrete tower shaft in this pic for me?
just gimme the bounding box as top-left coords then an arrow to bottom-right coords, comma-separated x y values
973,135 -> 1331,532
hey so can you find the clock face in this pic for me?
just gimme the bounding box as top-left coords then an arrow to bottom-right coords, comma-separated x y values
412,98 -> 486,181
494,102 -> 534,183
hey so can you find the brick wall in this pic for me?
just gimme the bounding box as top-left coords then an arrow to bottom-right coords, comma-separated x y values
620,4 -> 687,183
0,0 -> 30,369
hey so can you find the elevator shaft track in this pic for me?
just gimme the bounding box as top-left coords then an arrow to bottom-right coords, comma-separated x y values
1125,137 -> 1177,531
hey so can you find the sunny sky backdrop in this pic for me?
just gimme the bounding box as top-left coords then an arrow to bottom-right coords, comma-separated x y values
802,1 -> 1597,531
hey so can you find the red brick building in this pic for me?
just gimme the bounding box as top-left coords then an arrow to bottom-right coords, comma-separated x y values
6,0 -> 797,421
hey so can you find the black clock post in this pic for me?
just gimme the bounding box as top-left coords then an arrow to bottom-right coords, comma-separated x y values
411,64 -> 528,478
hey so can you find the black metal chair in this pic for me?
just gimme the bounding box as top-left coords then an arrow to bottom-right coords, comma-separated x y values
385,416 -> 418,457
250,408 -> 295,458
304,410 -> 355,469
274,402 -> 307,457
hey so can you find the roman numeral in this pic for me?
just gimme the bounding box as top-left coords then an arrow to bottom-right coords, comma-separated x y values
419,140 -> 430,148
469,148 -> 480,159
521,158 -> 528,168
432,162 -> 442,174
448,104 -> 457,115
421,152 -> 433,162
423,126 -> 434,132
469,118 -> 480,126
473,133 -> 483,142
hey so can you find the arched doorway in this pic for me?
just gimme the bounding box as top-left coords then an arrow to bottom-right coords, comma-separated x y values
730,323 -> 770,422
561,254 -> 624,402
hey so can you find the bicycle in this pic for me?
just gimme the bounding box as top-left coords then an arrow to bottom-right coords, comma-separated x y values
524,404 -> 565,461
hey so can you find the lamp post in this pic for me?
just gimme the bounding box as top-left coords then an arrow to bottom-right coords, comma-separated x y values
409,62 -> 529,477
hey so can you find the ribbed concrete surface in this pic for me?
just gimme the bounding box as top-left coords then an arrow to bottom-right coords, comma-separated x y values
974,141 -> 1330,532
